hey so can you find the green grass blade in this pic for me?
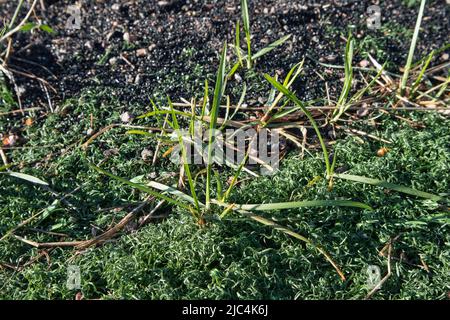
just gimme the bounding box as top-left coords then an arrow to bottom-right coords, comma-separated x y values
411,50 -> 434,96
147,181 -> 205,207
222,145 -> 251,202
201,80 -> 209,119
206,42 -> 227,209
229,82 -> 247,121
137,109 -> 192,120
400,0 -> 427,95
168,98 -> 201,212
2,172 -> 49,186
227,200 -> 372,211
0,164 -> 12,172
90,164 -> 191,210
149,99 -> 163,125
235,20 -> 243,67
241,0 -> 251,68
251,34 -> 291,60
435,71 -> 449,99
264,74 -> 331,177
334,173 -> 443,202
283,59 -> 304,87
331,35 -> 354,122
7,0 -> 24,30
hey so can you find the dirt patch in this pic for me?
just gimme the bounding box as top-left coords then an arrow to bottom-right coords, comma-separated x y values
1,0 -> 449,107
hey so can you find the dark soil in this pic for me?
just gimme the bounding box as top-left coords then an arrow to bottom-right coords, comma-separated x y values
1,0 -> 449,108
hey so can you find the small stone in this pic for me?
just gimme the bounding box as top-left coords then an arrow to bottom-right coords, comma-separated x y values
441,53 -> 449,61
141,148 -> 154,161
103,148 -> 119,157
2,133 -> 18,147
136,48 -> 148,57
120,112 -> 134,123
157,1 -> 170,7
84,41 -> 93,50
134,74 -> 141,85
234,73 -> 242,82
108,57 -> 118,65
111,3 -> 120,11
86,128 -> 94,136
123,32 -> 130,42
359,60 -> 370,68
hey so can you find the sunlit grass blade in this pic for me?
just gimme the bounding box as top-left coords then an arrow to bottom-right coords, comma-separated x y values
411,50 -> 434,96
229,82 -> 247,120
147,180 -> 205,207
0,164 -> 12,172
206,42 -> 227,209
264,74 -> 331,177
222,145 -> 250,202
222,199 -> 372,211
201,80 -> 209,119
331,34 -> 354,122
241,0 -> 251,68
90,164 -> 191,210
235,20 -> 243,67
219,96 -> 231,131
400,0 -> 427,96
283,59 -> 304,87
125,130 -> 171,142
263,60 -> 304,122
251,34 -> 291,60
168,98 -> 201,212
334,173 -> 443,202
213,170 -> 223,200
137,109 -> 192,120
149,99 -> 164,126
2,172 -> 49,186
7,0 -> 24,30
435,71 -> 449,99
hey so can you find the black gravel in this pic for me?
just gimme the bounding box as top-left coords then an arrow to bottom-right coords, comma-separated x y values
1,0 -> 449,108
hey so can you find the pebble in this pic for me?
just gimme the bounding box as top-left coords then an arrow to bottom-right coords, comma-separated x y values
136,48 -> 148,57
86,128 -> 94,136
134,74 -> 142,85
157,1 -> 170,7
359,60 -> 370,68
141,148 -> 154,161
120,112 -> 135,123
108,57 -> 118,65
